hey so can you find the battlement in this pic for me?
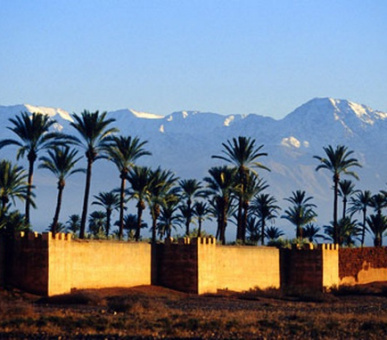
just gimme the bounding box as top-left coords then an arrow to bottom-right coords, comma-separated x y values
192,237 -> 216,245
318,243 -> 339,251
42,232 -> 72,241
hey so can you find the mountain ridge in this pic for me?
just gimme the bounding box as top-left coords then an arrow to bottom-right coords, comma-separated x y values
0,98 -> 386,243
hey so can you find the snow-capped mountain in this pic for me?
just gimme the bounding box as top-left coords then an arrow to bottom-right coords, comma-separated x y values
0,98 -> 386,241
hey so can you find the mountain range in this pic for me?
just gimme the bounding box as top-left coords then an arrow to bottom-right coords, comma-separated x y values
1,98 -> 386,241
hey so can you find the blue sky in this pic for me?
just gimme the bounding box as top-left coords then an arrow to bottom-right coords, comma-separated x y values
1,0 -> 386,118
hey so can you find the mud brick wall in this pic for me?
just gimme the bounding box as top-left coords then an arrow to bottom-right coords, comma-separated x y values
216,245 -> 280,291
153,238 -> 199,293
281,248 -> 323,290
9,232 -> 49,295
339,247 -> 387,284
0,236 -> 4,286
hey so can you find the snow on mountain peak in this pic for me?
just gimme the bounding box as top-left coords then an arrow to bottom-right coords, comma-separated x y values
224,115 -> 235,127
128,109 -> 163,120
24,104 -> 73,122
281,136 -> 301,148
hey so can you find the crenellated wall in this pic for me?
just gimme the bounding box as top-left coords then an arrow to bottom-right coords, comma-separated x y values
8,232 -> 151,296
3,233 -> 386,297
280,244 -> 339,291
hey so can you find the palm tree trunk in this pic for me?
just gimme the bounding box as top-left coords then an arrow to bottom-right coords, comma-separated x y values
80,159 -> 93,239
106,209 -> 111,237
135,200 -> 144,241
118,175 -> 126,240
261,220 -> 265,245
241,201 -> 249,243
185,200 -> 191,236
361,208 -> 366,247
342,197 -> 347,220
26,158 -> 34,225
333,175 -> 339,244
198,219 -> 202,237
236,194 -> 243,241
52,183 -> 64,236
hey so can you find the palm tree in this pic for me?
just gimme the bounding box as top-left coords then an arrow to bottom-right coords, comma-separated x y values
0,112 -> 63,223
127,166 -> 152,241
204,166 -> 237,244
104,135 -> 151,239
349,190 -> 372,246
245,216 -> 261,244
88,210 -> 107,238
265,226 -> 285,242
38,146 -> 83,235
303,223 -> 324,243
212,136 -> 269,242
314,145 -> 361,244
70,110 -> 118,238
179,179 -> 202,236
324,217 -> 361,246
251,193 -> 280,245
366,214 -> 387,247
370,193 -> 387,217
338,179 -> 357,219
157,197 -> 181,239
146,168 -> 178,243
281,190 -> 317,239
92,191 -> 120,237
66,214 -> 81,234
0,160 -> 30,216
115,213 -> 148,240
193,201 -> 211,237
239,174 -> 268,243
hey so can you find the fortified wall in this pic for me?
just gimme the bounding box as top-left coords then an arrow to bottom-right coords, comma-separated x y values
1,232 -> 387,296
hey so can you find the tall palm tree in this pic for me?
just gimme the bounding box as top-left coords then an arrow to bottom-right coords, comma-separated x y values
366,214 -> 387,247
179,179 -> 202,236
204,166 -> 237,244
251,193 -> 280,245
314,145 -> 361,244
104,135 -> 151,239
146,168 -> 178,243
193,201 -> 211,237
281,190 -> 317,239
338,179 -> 357,219
127,166 -> 152,241
0,160 -> 30,216
39,146 -> 83,235
0,112 -> 63,223
70,110 -> 118,238
349,190 -> 373,246
92,191 -> 120,237
212,136 -> 269,242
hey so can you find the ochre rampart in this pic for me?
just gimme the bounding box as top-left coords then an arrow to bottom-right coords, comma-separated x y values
339,247 -> 387,285
2,233 -> 386,296
280,244 -> 339,291
8,232 -> 151,296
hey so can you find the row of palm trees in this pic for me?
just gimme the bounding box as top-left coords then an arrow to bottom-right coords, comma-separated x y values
0,110 -> 386,246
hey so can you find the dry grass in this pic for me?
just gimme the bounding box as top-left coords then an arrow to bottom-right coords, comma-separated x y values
0,284 -> 386,339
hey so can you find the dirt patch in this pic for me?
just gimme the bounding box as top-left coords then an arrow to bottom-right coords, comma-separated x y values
1,284 -> 387,339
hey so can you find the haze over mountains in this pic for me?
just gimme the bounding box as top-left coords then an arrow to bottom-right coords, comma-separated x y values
1,98 -> 386,240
